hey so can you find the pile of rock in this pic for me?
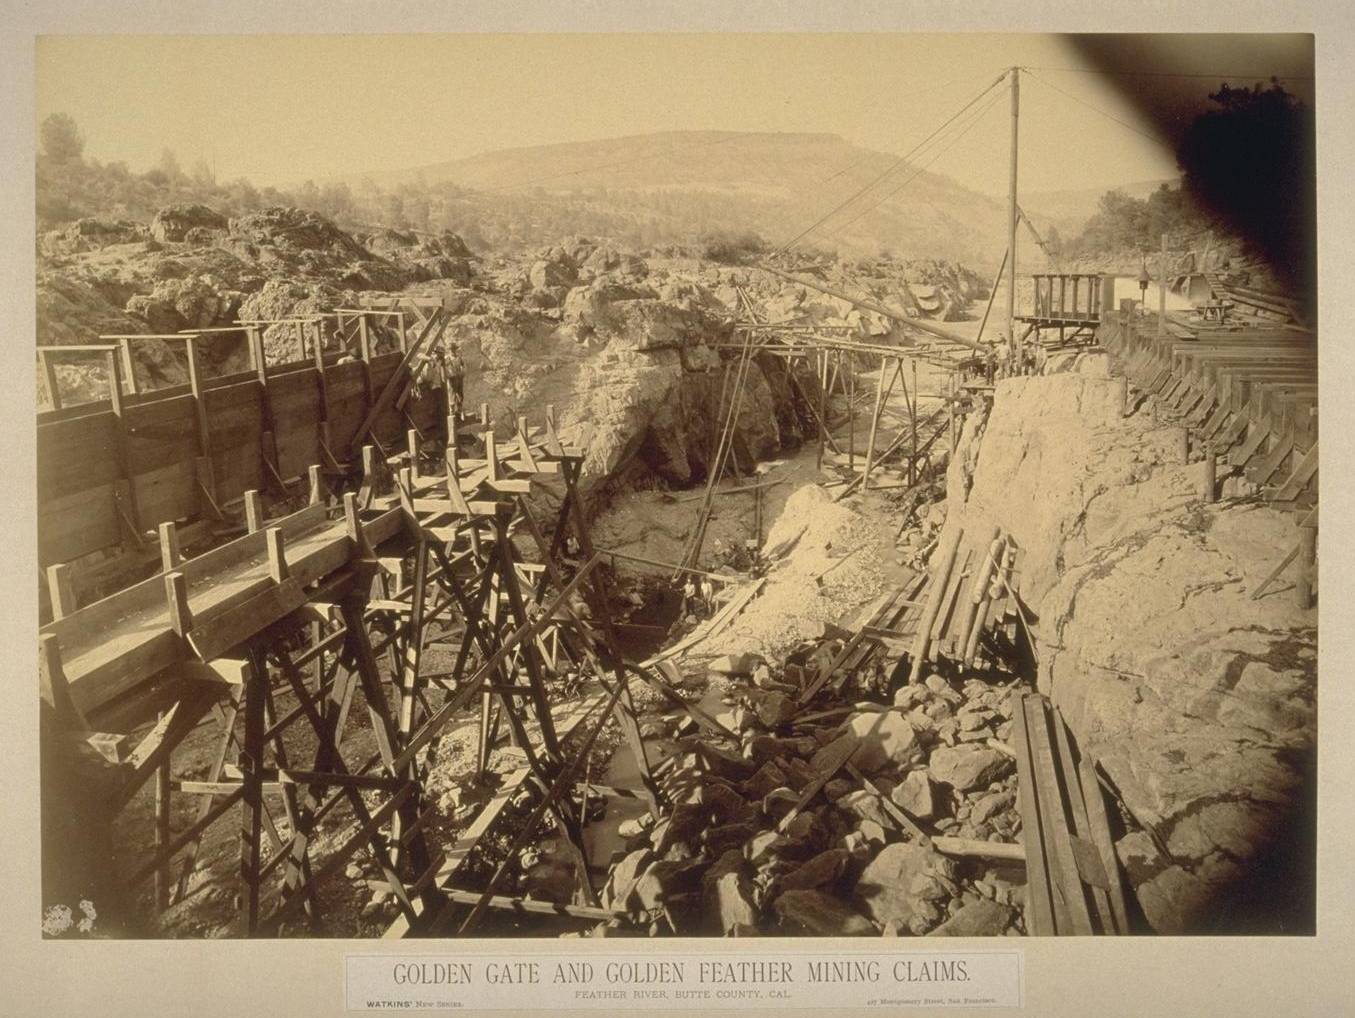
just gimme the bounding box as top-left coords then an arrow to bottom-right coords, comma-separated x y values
582,648 -> 1028,938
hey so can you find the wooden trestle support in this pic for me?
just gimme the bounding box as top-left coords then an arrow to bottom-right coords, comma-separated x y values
39,406 -> 665,937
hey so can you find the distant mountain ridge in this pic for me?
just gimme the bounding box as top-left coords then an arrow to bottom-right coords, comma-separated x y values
331,130 -> 1118,269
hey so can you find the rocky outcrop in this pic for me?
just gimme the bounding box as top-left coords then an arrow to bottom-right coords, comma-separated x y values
436,270 -> 806,502
362,228 -> 474,283
150,203 -> 228,243
936,368 -> 1316,933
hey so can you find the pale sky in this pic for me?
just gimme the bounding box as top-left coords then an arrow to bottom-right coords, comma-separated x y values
35,33 -> 1312,198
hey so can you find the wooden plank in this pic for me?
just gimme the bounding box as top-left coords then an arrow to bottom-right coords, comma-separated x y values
131,459 -> 199,528
1076,751 -> 1130,935
1011,692 -> 1056,936
1025,697 -> 1094,935
1050,708 -> 1115,933
38,484 -> 122,565
186,578 -> 308,662
1273,441 -> 1318,500
269,368 -> 323,480
437,888 -> 624,922
37,412 -> 121,500
932,836 -> 1024,861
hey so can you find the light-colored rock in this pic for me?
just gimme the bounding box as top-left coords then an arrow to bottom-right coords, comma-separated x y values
892,769 -> 935,819
928,745 -> 1013,793
854,843 -> 957,932
843,711 -> 923,773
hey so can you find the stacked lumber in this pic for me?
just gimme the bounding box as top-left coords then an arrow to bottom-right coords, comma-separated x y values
907,524 -> 1024,683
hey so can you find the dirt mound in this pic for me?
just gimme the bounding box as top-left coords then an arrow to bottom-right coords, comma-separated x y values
702,483 -> 893,660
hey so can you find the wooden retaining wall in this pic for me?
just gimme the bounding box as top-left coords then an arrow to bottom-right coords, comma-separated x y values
37,349 -> 444,570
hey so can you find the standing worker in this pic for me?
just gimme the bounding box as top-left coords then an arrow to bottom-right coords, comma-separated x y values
446,343 -> 465,419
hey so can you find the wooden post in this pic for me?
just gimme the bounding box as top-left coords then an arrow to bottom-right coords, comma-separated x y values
1158,232 -> 1168,339
406,428 -> 420,472
391,538 -> 429,866
46,563 -> 76,620
244,489 -> 264,533
119,337 -> 140,395
39,348 -> 62,410
396,466 -> 416,515
909,524 -> 964,684
343,491 -> 373,559
239,652 -> 265,934
360,444 -> 381,506
910,359 -> 919,486
153,721 -> 172,910
158,521 -> 182,571
39,633 -> 84,728
861,357 -> 891,492
357,315 -> 372,362
1200,451 -> 1217,502
1296,524 -> 1317,609
265,527 -> 288,583
1006,66 -> 1021,364
164,572 -> 192,636
185,334 -> 217,513
847,351 -> 856,471
307,464 -> 325,505
104,349 -> 145,547
816,350 -> 827,471
485,429 -> 499,483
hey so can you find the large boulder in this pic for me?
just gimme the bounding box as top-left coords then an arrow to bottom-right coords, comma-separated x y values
773,889 -> 875,936
927,745 -> 1012,793
927,898 -> 1015,937
778,848 -> 851,893
854,842 -> 958,934
842,711 -> 924,773
150,204 -> 228,243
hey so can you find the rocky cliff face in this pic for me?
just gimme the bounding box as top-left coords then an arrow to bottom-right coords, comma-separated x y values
938,363 -> 1315,933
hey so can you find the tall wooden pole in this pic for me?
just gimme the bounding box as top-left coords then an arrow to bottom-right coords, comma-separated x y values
1158,232 -> 1168,339
976,247 -> 1009,346
910,359 -> 918,486
816,351 -> 826,471
1007,66 -> 1020,366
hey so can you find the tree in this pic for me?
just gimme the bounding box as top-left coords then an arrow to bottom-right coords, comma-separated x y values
158,148 -> 184,183
1176,80 -> 1314,302
40,113 -> 84,163
296,179 -> 321,210
318,181 -> 354,223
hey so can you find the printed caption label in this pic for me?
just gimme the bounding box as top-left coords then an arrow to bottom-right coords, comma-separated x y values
347,950 -> 1022,1010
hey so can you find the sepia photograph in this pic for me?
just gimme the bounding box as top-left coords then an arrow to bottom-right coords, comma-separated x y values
5,8 -> 1353,1014
28,28 -> 1320,945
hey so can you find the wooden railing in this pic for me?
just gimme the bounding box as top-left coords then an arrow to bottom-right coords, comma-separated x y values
1026,273 -> 1112,324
